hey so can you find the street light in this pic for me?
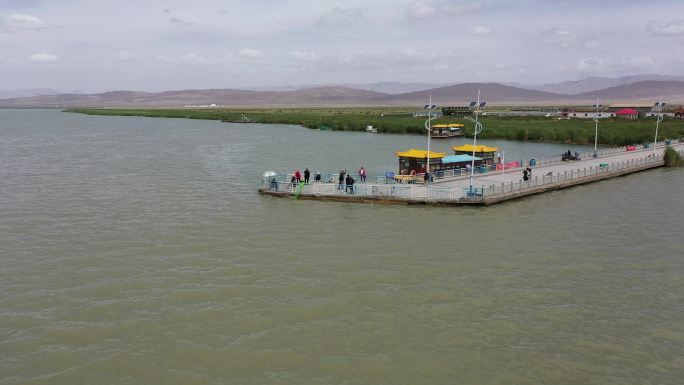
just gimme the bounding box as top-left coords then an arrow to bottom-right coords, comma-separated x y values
593,98 -> 602,158
464,89 -> 485,191
423,94 -> 438,185
654,101 -> 667,156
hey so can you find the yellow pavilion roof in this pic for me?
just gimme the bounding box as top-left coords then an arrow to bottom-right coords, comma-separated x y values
395,149 -> 446,159
447,124 -> 464,127
452,144 -> 498,153
432,124 -> 449,128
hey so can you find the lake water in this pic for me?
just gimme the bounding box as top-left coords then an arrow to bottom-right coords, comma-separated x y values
1,109 -> 683,384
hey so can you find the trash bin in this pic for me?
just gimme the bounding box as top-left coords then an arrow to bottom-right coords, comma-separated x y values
479,166 -> 487,173
529,159 -> 537,166
666,139 -> 672,145
644,143 -> 651,148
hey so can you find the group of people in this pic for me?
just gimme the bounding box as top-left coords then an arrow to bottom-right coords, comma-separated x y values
336,167 -> 367,194
563,149 -> 581,161
289,168 -> 324,186
284,167 -> 367,193
522,167 -> 533,181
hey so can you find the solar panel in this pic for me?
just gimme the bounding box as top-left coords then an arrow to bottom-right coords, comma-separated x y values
654,102 -> 660,106
424,104 -> 430,109
662,102 -> 667,106
479,102 -> 487,108
430,104 -> 437,109
469,101 -> 477,107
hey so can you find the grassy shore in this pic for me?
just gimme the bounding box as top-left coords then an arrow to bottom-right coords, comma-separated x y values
66,107 -> 684,146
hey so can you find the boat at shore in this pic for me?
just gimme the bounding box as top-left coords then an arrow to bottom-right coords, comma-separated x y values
222,114 -> 258,123
430,123 -> 464,138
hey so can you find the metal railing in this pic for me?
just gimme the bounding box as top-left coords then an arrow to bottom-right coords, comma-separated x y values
533,138 -> 684,167
480,151 -> 681,198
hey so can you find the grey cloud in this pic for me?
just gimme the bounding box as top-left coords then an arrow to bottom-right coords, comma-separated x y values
29,53 -> 58,63
316,7 -> 366,26
578,56 -> 656,73
237,49 -> 265,60
468,25 -> 490,35
407,1 -> 436,19
169,17 -> 195,26
647,20 -> 684,36
0,13 -> 46,33
443,1 -> 486,15
116,51 -> 138,63
541,28 -> 577,46
541,28 -> 600,49
154,53 -> 207,65
284,49 -> 469,74
407,1 -> 486,20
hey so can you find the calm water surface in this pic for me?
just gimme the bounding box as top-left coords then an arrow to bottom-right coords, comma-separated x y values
1,109 -> 683,384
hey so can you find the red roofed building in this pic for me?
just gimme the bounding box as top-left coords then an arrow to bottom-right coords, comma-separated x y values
675,107 -> 684,119
616,108 -> 639,120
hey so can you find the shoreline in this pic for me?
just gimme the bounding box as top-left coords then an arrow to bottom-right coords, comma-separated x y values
65,107 -> 684,147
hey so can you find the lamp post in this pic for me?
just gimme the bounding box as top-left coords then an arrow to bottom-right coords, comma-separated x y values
654,101 -> 666,156
423,95 -> 437,185
464,89 -> 486,191
592,98 -> 602,158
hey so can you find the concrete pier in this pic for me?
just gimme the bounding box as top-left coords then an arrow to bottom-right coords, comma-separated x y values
259,142 -> 684,205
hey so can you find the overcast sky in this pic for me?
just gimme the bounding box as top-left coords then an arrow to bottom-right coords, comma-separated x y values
1,0 -> 683,92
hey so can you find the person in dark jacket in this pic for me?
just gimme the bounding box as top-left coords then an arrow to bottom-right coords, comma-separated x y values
304,168 -> 310,183
345,174 -> 355,194
338,169 -> 345,190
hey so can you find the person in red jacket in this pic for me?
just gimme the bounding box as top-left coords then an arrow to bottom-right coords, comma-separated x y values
294,169 -> 302,183
358,166 -> 366,182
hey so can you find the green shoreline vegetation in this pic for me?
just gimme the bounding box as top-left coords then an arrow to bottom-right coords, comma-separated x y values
664,146 -> 683,167
66,107 -> 684,147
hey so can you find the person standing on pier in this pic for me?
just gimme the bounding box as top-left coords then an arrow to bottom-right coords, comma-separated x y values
294,169 -> 302,184
523,169 -> 529,181
345,173 -> 355,194
338,169 -> 345,190
304,168 -> 310,184
358,166 -> 367,182
526,167 -> 532,179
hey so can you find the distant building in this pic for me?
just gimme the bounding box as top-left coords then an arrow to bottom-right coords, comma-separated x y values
412,111 -> 442,118
489,110 -> 560,117
608,104 -> 654,114
562,107 -> 614,119
442,106 -> 471,117
615,108 -> 639,119
675,107 -> 684,119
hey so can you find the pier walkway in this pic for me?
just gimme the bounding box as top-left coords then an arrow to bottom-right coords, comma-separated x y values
259,141 -> 684,205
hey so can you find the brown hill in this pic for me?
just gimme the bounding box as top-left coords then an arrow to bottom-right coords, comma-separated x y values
388,83 -> 572,104
0,86 -> 387,107
573,81 -> 684,102
2,80 -> 684,107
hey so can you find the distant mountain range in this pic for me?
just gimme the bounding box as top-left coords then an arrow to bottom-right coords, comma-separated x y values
1,78 -> 683,107
0,88 -> 60,99
525,74 -> 684,95
245,81 -> 443,94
